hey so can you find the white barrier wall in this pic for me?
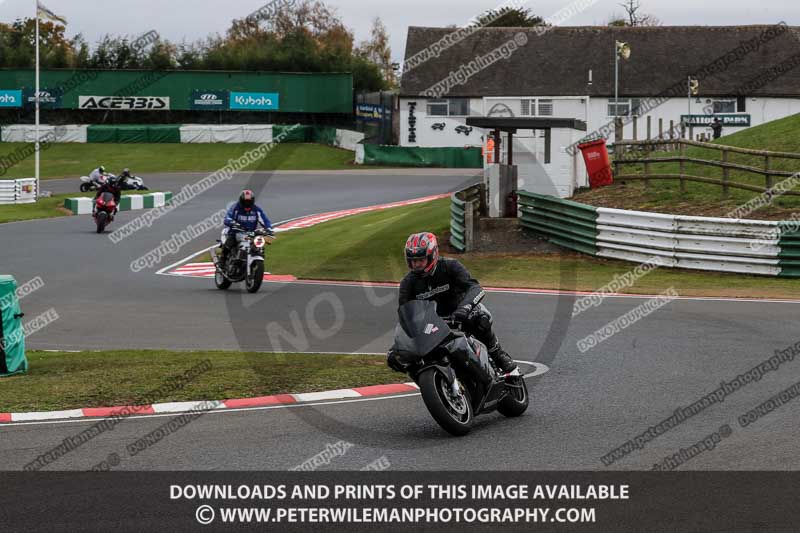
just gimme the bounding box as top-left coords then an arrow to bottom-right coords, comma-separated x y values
1,125 -> 87,143
179,124 -> 274,144
595,207 -> 782,276
0,178 -> 37,205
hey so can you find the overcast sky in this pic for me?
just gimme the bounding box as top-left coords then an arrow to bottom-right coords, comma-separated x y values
0,0 -> 796,63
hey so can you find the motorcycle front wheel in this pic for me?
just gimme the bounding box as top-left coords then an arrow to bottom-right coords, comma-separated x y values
245,261 -> 264,293
95,212 -> 107,233
419,367 -> 473,436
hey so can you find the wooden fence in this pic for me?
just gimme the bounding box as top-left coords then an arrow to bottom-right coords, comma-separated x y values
612,138 -> 800,196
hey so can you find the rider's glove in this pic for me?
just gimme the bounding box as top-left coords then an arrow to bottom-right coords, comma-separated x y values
451,304 -> 472,325
386,350 -> 406,373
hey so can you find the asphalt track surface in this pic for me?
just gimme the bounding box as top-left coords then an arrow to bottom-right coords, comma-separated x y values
2,169 -> 800,471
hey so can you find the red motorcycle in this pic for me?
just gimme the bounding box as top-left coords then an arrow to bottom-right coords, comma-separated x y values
94,192 -> 117,233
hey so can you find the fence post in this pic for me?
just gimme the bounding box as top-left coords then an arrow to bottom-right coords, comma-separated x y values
632,116 -> 638,140
679,141 -> 686,194
464,200 -> 474,252
765,155 -> 773,190
722,148 -> 730,198
644,143 -> 651,189
659,118 -> 663,140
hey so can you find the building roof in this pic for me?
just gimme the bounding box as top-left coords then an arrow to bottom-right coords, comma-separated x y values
400,25 -> 800,98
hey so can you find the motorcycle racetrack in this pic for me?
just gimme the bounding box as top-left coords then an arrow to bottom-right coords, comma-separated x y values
1,169 -> 799,471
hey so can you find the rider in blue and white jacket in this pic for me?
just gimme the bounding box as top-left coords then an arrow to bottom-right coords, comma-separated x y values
220,190 -> 274,264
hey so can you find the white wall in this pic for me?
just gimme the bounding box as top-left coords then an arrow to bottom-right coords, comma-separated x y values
587,97 -> 800,141
399,98 -> 485,148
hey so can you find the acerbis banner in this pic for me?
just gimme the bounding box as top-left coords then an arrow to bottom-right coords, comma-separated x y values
229,92 -> 280,111
22,88 -> 63,109
0,90 -> 22,108
79,96 -> 170,110
189,90 -> 229,110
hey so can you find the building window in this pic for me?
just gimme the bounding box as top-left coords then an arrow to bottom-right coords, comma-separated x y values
712,99 -> 736,113
521,98 -> 555,117
608,98 -> 641,117
427,98 -> 470,116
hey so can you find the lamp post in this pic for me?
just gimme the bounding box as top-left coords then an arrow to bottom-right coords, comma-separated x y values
614,41 -> 631,118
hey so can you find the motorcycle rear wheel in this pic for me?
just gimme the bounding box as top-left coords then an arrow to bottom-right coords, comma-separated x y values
497,375 -> 529,417
419,368 -> 473,436
214,270 -> 232,290
80,183 -> 92,192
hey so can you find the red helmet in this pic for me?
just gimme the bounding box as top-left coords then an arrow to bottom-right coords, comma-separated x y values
239,189 -> 255,211
405,232 -> 439,276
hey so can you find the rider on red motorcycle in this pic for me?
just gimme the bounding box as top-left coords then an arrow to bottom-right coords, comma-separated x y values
93,175 -> 122,216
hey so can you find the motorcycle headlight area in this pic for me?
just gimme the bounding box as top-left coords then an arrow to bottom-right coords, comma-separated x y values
253,236 -> 266,248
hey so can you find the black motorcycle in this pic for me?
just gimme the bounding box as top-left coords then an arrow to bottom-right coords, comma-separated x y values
390,298 -> 528,436
211,224 -> 274,294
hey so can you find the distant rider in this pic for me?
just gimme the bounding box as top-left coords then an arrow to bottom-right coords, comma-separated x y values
118,167 -> 132,187
89,165 -> 109,187
388,232 -> 518,374
220,190 -> 274,265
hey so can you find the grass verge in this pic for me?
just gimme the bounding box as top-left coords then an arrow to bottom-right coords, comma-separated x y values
576,113 -> 800,219
0,350 -> 404,413
194,196 -> 800,299
0,142 -> 359,180
0,190 -> 157,224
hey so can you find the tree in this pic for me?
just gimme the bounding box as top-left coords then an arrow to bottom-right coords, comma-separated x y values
355,18 -> 394,88
474,6 -> 546,27
614,0 -> 661,26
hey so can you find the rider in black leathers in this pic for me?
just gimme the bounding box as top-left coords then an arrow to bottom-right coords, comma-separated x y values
388,231 -> 518,374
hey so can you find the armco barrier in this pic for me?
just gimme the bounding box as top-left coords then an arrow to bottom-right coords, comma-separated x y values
361,145 -> 482,168
0,178 -> 37,205
518,191 -> 800,277
450,184 -> 483,252
64,192 -> 172,215
517,191 -> 598,256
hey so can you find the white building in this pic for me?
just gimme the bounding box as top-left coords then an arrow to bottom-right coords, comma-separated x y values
399,24 -> 800,197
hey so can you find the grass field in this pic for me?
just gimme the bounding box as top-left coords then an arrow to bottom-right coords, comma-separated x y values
574,113 -> 800,218
199,196 -> 800,299
0,350 -> 404,412
0,142 -> 358,179
0,190 -> 155,224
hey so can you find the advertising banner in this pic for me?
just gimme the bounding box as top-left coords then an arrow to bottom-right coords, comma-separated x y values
229,92 -> 279,111
0,90 -> 22,108
682,114 -> 751,127
189,90 -> 229,110
22,88 -> 63,109
79,96 -> 170,110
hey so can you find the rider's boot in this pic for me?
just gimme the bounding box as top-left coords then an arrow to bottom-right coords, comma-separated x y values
489,345 -> 518,374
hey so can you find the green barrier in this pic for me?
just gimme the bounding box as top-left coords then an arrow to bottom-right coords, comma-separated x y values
0,276 -> 28,377
517,191 -> 599,256
87,125 -> 181,143
362,145 -> 482,168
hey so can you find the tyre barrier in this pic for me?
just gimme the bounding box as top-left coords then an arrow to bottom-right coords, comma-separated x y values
64,192 -> 173,215
518,190 -> 800,278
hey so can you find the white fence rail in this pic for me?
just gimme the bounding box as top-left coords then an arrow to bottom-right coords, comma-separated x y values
595,207 -> 782,276
0,178 -> 38,205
